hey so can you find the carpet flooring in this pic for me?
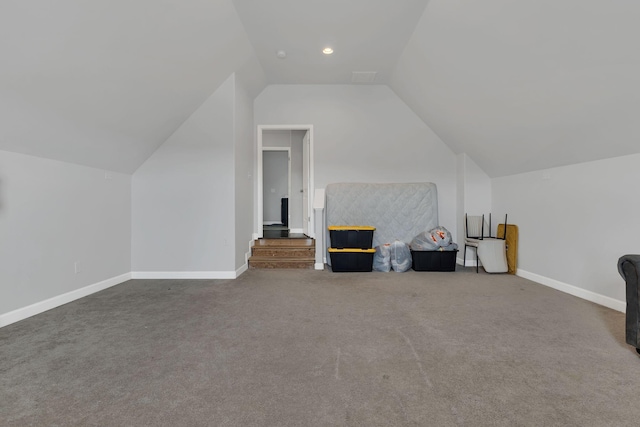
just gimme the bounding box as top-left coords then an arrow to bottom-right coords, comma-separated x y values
1,268 -> 639,426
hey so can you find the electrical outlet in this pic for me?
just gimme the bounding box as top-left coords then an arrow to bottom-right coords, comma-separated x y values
74,262 -> 81,274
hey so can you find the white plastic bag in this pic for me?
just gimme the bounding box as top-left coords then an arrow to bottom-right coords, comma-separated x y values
411,226 -> 457,251
373,243 -> 391,272
410,231 -> 439,251
390,240 -> 412,272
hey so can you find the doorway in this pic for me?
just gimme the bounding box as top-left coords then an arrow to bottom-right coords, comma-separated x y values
262,148 -> 290,238
257,125 -> 314,239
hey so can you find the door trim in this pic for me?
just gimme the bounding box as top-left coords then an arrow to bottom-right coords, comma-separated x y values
257,125 -> 314,239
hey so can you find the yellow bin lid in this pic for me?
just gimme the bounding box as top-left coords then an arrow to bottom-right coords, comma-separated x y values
328,248 -> 376,253
328,225 -> 376,231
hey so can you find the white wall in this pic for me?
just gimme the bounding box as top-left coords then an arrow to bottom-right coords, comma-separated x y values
132,75 -> 236,275
492,153 -> 640,311
263,130 -> 290,147
456,155 -> 466,254
463,155 -> 492,219
254,85 -> 458,240
233,74 -> 257,271
0,151 -> 131,325
457,153 -> 492,263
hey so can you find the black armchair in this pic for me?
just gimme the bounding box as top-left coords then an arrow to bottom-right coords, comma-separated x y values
618,254 -> 640,354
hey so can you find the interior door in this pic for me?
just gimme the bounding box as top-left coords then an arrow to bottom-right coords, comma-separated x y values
302,131 -> 310,235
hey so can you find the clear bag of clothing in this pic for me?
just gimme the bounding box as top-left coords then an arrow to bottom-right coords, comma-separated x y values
373,243 -> 391,272
411,226 -> 457,251
390,240 -> 412,272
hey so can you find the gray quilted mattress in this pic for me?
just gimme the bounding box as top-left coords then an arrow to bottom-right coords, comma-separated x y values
325,183 -> 439,260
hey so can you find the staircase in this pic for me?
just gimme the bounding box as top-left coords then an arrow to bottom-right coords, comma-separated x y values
249,237 -> 315,269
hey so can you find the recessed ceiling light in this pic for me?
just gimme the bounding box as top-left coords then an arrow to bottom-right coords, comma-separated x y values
322,47 -> 334,55
276,50 -> 287,59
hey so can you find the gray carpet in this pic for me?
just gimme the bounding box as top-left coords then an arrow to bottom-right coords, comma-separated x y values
1,268 -> 638,426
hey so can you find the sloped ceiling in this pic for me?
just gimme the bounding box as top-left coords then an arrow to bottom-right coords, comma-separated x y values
2,0 -> 638,177
0,0 -> 265,173
391,0 -> 640,177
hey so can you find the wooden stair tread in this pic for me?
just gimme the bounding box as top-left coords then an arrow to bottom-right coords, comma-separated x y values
256,238 -> 314,247
249,256 -> 315,262
249,256 -> 315,269
252,247 -> 314,254
254,244 -> 314,249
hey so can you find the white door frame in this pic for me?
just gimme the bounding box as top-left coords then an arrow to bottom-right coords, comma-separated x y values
257,124 -> 315,238
262,147 -> 291,225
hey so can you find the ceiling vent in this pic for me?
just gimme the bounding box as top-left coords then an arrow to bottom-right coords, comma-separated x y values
351,71 -> 377,84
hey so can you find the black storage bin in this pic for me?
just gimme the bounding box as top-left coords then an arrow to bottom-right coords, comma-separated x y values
328,226 -> 375,249
411,250 -> 458,272
329,248 -> 376,272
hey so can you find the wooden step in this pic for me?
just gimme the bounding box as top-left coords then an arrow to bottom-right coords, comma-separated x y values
252,246 -> 314,258
256,238 -> 314,247
250,237 -> 316,269
248,256 -> 315,269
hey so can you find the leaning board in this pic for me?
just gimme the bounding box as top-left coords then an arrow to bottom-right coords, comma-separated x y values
497,224 -> 519,274
325,183 -> 439,264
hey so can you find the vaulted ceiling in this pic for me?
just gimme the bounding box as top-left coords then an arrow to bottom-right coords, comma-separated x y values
1,0 -> 638,176
0,0 -> 264,173
392,0 -> 640,177
233,0 -> 429,84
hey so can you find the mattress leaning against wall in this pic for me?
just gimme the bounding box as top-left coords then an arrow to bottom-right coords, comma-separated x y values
324,183 -> 439,265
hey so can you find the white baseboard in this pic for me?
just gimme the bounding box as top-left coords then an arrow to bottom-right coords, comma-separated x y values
517,269 -> 625,313
236,262 -> 248,277
245,238 -> 254,266
290,228 -> 304,234
315,263 -> 325,270
131,271 -> 237,279
0,272 -> 131,328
